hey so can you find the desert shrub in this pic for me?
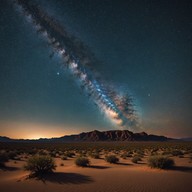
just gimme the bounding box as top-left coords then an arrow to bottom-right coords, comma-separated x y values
105,155 -> 119,164
151,148 -> 159,153
171,150 -> 183,156
151,152 -> 159,156
78,151 -> 87,157
128,151 -> 134,154
58,151 -> 63,156
38,150 -> 48,156
15,156 -> 22,160
120,151 -> 133,159
50,151 -> 57,158
131,156 -> 142,164
135,150 -> 145,156
148,156 -> 174,169
90,152 -> 100,159
61,156 -> 68,160
120,153 -> 128,159
24,155 -> 56,176
75,157 -> 90,167
7,151 -> 17,160
28,149 -> 38,155
65,151 -> 75,158
134,153 -> 143,158
60,163 -> 64,166
0,153 -> 9,167
161,151 -> 172,156
127,152 -> 133,157
114,150 -> 119,155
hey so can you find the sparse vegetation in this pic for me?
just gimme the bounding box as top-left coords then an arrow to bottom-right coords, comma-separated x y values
120,153 -> 128,159
127,152 -> 133,157
49,151 -> 57,158
0,152 -> 9,167
61,156 -> 68,160
38,150 -> 48,156
90,152 -> 100,159
24,155 -> 56,176
131,156 -> 142,164
148,155 -> 174,169
7,151 -> 17,160
1,141 -> 191,155
0,139 -> 191,192
161,151 -> 172,156
0,141 -> 191,171
105,155 -> 119,164
64,151 -> 75,158
75,157 -> 90,167
171,150 -> 183,156
135,150 -> 145,157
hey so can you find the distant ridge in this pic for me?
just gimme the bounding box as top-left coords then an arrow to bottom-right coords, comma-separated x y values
0,130 -> 173,142
0,136 -> 12,142
180,137 -> 192,141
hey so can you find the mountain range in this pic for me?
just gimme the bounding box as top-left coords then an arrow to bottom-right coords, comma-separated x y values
0,130 -> 175,142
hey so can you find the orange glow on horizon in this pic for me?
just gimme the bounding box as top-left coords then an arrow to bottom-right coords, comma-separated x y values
0,120 -> 190,139
0,121 -> 88,139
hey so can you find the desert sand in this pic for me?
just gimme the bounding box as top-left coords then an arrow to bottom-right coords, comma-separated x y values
0,154 -> 192,192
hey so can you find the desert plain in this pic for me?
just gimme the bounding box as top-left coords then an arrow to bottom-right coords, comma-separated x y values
0,142 -> 192,192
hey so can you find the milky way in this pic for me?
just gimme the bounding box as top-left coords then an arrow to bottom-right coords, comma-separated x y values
13,0 -> 137,128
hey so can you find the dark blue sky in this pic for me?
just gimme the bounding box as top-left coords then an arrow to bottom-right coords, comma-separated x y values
0,0 -> 191,138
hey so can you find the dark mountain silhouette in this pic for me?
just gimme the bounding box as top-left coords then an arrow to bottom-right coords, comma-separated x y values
58,130 -> 172,141
0,130 -> 173,142
0,136 -> 12,142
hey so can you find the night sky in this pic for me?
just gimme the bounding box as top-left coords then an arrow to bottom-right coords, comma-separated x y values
0,0 -> 192,139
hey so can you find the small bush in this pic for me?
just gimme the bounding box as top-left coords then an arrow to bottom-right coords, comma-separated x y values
90,152 -> 100,159
135,150 -> 144,156
148,155 -> 174,169
131,156 -> 142,164
0,153 -> 9,167
7,151 -> 17,160
75,157 -> 90,167
28,149 -> 38,155
38,150 -> 48,156
105,155 -> 119,164
65,151 -> 75,158
24,155 -> 56,176
60,163 -> 64,166
161,151 -> 172,156
171,150 -> 183,156
50,151 -> 57,158
15,156 -> 21,161
120,153 -> 128,159
78,151 -> 87,157
61,156 -> 68,160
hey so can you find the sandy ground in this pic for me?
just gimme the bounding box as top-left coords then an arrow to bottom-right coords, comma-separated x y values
0,156 -> 192,192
